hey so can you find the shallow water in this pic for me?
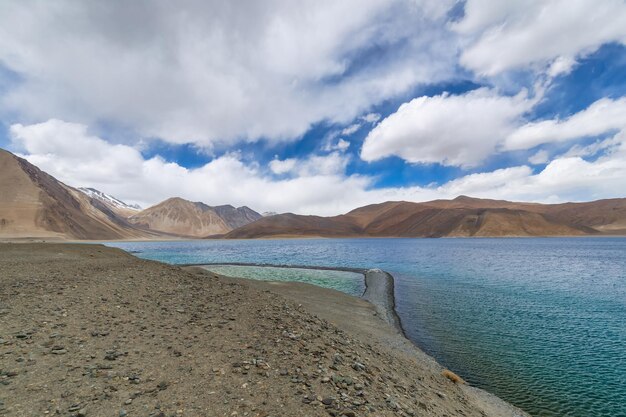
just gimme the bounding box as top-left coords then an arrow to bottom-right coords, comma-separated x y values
202,264 -> 365,297
106,238 -> 626,417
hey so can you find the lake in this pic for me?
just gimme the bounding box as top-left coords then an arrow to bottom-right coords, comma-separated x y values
106,238 -> 626,417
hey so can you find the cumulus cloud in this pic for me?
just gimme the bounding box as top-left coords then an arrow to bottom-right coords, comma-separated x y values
10,119 -> 146,183
270,153 -> 349,177
269,158 -> 297,175
8,119 -> 367,215
504,97 -> 626,150
10,119 -> 626,217
361,87 -> 626,169
0,0 -> 458,147
361,88 -> 535,167
454,0 -> 626,76
356,1 -> 626,169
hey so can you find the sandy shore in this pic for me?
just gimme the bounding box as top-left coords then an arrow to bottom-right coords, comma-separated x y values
1,243 -> 529,417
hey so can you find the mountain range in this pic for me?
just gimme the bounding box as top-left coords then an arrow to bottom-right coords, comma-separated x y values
225,197 -> 626,238
127,197 -> 261,237
1,148 -> 625,240
0,149 -> 261,239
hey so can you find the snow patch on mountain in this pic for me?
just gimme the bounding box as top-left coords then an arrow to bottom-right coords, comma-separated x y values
79,187 -> 141,211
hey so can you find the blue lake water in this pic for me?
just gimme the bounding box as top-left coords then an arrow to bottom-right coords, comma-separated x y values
106,238 -> 626,417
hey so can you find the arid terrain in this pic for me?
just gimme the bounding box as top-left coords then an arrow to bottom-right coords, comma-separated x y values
223,196 -> 626,238
0,243 -> 528,417
128,198 -> 261,238
0,149 -> 261,240
0,149 -> 152,240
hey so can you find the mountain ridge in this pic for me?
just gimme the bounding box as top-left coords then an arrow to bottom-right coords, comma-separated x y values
0,149 -> 151,240
222,197 -> 626,239
127,197 -> 262,238
2,148 -> 625,240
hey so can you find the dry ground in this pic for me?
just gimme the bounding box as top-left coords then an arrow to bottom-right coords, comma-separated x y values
0,243 -> 527,417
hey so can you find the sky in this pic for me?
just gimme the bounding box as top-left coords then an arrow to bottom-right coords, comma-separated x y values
1,0 -> 626,215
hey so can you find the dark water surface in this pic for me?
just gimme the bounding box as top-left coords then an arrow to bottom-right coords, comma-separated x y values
106,238 -> 626,417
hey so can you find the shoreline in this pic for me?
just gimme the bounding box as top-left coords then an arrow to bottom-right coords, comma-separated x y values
195,263 -> 529,417
201,266 -> 530,417
190,262 -> 406,336
0,243 -> 530,417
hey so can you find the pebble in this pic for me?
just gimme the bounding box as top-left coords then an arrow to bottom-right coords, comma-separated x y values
352,362 -> 366,372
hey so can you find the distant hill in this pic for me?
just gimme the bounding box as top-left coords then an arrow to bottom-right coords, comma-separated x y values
212,204 -> 263,229
0,149 -> 152,240
128,197 -> 261,238
223,197 -> 626,238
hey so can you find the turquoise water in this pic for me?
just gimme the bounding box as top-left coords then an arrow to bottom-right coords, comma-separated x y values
202,265 -> 365,296
106,238 -> 626,417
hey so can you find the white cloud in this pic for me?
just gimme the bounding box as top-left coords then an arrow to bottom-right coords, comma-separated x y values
361,88 -> 626,169
335,139 -> 351,152
361,88 -> 535,167
271,153 -> 349,177
10,119 -> 146,183
322,134 -> 352,153
547,56 -> 577,78
414,132 -> 626,202
454,0 -> 626,76
323,138 -> 351,153
361,113 -> 381,123
10,119 -> 626,217
269,158 -> 297,175
0,0 -> 458,147
558,135 -> 621,159
341,124 -> 361,136
528,150 -> 549,165
504,97 -> 626,150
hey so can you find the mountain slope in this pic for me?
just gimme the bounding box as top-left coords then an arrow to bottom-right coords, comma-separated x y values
78,187 -> 141,217
128,198 -> 261,237
212,204 -> 262,229
0,149 -> 152,240
223,197 -> 626,238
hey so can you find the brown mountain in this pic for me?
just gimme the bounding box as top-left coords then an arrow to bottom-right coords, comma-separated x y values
223,196 -> 626,238
128,198 -> 261,237
0,149 -> 152,240
212,204 -> 263,229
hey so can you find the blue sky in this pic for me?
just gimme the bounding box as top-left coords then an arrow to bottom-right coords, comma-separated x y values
1,1 -> 626,215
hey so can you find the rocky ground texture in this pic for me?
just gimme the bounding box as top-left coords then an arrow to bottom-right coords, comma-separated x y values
0,243 -> 527,417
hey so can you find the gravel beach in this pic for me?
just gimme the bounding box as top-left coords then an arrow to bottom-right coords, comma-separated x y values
0,243 -> 528,417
